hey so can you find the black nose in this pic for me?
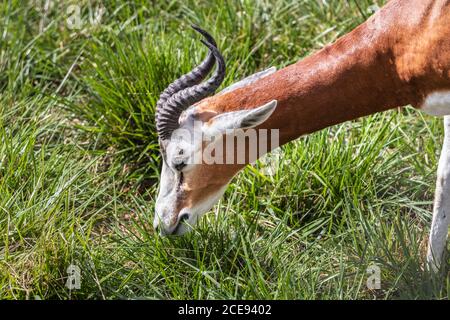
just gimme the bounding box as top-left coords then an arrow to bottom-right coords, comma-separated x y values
156,212 -> 191,236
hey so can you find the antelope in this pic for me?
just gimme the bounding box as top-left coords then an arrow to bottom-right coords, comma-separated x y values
153,0 -> 450,271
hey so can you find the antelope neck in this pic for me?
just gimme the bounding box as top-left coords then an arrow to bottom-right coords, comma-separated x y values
198,1 -> 450,148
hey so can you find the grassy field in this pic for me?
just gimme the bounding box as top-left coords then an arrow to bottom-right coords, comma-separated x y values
0,0 -> 448,299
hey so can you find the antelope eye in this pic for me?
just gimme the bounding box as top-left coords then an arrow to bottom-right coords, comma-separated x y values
174,161 -> 186,171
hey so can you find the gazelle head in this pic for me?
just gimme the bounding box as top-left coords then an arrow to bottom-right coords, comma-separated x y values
154,26 -> 277,235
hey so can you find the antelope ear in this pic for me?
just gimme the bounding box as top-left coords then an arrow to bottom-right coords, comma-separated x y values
219,67 -> 277,95
202,100 -> 277,136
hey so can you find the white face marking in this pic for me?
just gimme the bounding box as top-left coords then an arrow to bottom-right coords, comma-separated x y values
153,151 -> 229,236
169,185 -> 228,236
154,67 -> 279,236
420,91 -> 450,116
153,120 -> 227,236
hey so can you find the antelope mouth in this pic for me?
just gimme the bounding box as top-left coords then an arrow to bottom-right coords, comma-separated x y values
171,212 -> 190,235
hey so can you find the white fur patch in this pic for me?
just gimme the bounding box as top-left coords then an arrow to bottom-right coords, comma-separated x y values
427,116 -> 450,271
219,67 -> 277,95
421,91 -> 450,116
174,185 -> 228,235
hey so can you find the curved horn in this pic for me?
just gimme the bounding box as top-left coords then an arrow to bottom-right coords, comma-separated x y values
156,29 -> 226,141
156,25 -> 217,107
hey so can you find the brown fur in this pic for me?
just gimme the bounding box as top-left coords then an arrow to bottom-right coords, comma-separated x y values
170,0 -> 450,225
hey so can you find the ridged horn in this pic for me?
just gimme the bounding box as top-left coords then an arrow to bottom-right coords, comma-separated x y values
156,25 -> 217,107
156,27 -> 226,141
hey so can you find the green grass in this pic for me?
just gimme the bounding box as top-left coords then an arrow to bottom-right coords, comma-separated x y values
0,0 -> 448,299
